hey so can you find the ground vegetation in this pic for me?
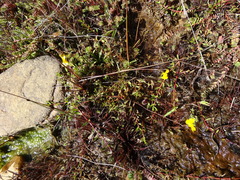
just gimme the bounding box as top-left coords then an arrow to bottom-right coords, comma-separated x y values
0,0 -> 240,179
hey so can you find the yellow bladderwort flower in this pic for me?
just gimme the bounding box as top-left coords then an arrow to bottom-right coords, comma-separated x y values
160,69 -> 170,80
59,53 -> 69,65
185,117 -> 197,132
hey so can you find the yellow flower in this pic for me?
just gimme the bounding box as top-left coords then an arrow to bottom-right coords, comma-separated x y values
160,69 -> 170,80
185,118 -> 197,132
59,53 -> 69,65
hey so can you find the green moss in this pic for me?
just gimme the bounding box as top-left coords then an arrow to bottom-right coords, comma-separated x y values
0,127 -> 55,168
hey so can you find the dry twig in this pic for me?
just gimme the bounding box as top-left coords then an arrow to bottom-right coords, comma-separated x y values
180,0 -> 210,81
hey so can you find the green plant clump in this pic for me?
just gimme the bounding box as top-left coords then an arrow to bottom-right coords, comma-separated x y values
1,0 -> 240,179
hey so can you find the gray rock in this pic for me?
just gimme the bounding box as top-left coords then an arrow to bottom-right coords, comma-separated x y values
0,56 -> 62,136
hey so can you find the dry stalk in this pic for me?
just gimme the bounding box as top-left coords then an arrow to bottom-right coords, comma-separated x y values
180,0 -> 210,81
125,0 -> 130,62
67,155 -> 126,170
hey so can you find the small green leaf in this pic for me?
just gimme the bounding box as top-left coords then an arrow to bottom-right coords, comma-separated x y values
127,171 -> 134,180
88,5 -> 100,11
199,101 -> 210,106
164,107 -> 177,117
234,62 -> 240,68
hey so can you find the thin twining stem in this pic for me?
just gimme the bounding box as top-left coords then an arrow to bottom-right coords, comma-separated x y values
67,155 -> 126,170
